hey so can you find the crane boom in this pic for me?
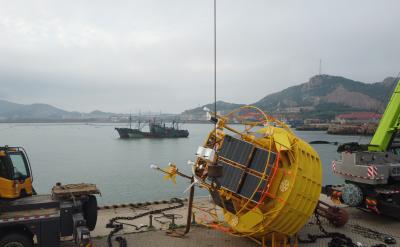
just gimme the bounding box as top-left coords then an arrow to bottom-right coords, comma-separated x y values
369,80 -> 400,152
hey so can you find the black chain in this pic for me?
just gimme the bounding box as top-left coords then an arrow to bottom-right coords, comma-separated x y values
350,224 -> 396,245
106,198 -> 185,247
315,212 -> 328,236
299,212 -> 358,247
115,236 -> 127,247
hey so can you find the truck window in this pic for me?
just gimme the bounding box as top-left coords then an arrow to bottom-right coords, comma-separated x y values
9,153 -> 29,179
0,157 -> 12,179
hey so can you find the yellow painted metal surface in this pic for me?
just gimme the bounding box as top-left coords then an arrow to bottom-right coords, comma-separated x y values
0,177 -> 33,199
194,106 -> 322,241
156,106 -> 322,245
221,125 -> 322,237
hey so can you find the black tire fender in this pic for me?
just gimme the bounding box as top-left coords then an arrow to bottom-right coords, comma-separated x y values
83,195 -> 98,231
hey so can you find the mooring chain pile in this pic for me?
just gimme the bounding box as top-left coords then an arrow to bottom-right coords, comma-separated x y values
298,212 -> 358,247
106,197 -> 185,247
349,224 -> 397,245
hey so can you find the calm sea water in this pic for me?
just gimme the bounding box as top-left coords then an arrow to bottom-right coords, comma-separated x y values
0,123 -> 371,205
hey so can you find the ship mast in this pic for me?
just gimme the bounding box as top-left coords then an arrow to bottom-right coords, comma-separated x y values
138,109 -> 141,129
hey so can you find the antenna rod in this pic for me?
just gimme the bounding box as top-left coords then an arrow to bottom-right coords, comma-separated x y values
129,112 -> 132,129
214,0 -> 217,122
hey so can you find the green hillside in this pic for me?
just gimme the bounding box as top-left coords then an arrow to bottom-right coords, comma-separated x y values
182,75 -> 398,120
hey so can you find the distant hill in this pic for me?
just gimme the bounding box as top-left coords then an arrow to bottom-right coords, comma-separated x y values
85,110 -> 116,119
0,100 -> 24,115
181,101 -> 244,121
255,75 -> 395,111
182,75 -> 398,120
0,100 -> 179,122
1,74 -> 397,121
0,100 -> 113,121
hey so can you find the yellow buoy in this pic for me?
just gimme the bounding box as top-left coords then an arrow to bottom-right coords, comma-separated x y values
193,106 -> 322,245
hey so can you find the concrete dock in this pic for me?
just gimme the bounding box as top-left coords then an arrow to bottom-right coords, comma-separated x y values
62,196 -> 400,247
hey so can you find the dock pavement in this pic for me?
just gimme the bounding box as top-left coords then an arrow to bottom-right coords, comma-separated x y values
61,195 -> 400,247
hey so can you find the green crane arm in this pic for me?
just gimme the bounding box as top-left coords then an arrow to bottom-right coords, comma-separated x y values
369,80 -> 400,152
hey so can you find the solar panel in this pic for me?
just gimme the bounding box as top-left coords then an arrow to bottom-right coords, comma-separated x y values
248,148 -> 276,173
219,135 -> 253,166
216,160 -> 244,193
211,134 -> 277,204
239,173 -> 267,202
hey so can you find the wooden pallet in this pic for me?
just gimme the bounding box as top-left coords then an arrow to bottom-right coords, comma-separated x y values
52,183 -> 100,199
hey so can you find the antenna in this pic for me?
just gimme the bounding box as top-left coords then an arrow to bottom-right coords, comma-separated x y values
213,0 -> 217,129
129,111 -> 132,129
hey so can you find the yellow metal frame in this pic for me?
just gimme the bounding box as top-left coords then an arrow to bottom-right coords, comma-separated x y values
195,106 -> 322,245
250,233 -> 299,247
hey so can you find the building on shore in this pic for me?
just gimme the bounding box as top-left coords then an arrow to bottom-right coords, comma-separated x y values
328,112 -> 382,135
335,112 -> 381,124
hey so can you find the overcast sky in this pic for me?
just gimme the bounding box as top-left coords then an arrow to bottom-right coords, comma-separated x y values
0,0 -> 399,113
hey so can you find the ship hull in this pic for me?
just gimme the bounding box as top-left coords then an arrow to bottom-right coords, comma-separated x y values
115,128 -> 149,139
115,126 -> 189,139
149,124 -> 189,138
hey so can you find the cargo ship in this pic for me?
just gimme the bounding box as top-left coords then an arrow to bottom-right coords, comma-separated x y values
115,119 -> 189,139
114,127 -> 150,138
115,115 -> 150,138
148,121 -> 189,138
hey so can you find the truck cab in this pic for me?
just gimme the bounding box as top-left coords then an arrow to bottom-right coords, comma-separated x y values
0,147 -> 33,199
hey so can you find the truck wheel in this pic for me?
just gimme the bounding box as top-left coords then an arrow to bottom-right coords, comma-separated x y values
342,183 -> 363,207
83,195 -> 98,231
0,233 -> 33,247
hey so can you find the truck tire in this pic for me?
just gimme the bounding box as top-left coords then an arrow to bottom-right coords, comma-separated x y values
83,195 -> 98,231
0,233 -> 33,247
342,183 -> 364,207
